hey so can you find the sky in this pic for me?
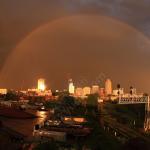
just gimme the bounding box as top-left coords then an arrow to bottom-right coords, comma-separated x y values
0,0 -> 150,92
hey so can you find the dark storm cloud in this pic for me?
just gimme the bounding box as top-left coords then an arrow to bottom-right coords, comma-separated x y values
0,0 -> 150,54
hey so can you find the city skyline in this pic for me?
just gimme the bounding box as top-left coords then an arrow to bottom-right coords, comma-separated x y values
0,74 -> 146,94
25,77 -> 139,95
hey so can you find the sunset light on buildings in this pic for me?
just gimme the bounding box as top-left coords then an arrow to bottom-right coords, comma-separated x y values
37,78 -> 46,91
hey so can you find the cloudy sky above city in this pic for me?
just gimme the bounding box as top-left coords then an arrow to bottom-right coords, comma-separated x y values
0,0 -> 150,92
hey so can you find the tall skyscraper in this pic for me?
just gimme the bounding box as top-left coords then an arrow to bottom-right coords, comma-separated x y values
38,78 -> 46,91
68,79 -> 75,94
105,79 -> 112,95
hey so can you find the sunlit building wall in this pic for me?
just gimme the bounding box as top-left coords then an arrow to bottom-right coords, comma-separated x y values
113,90 -> 119,96
113,88 -> 124,96
83,87 -> 91,96
38,78 -> 46,91
91,85 -> 99,94
0,89 -> 7,94
75,88 -> 83,96
131,88 -> 137,95
69,79 -> 75,94
119,88 -> 124,95
105,79 -> 112,95
38,90 -> 52,96
99,88 -> 105,97
28,88 -> 38,92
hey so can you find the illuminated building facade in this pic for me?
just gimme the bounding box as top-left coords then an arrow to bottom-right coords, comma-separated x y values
38,78 -> 46,91
131,88 -> 137,95
75,88 -> 83,96
0,89 -> 7,94
91,85 -> 99,94
105,79 -> 112,95
113,89 -> 119,96
69,79 -> 75,94
113,88 -> 124,96
99,88 -> 105,97
83,87 -> 91,96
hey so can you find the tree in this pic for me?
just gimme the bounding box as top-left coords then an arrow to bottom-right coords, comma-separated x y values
86,94 -> 98,108
123,137 -> 150,150
61,96 -> 75,107
5,91 -> 18,101
33,141 -> 58,150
